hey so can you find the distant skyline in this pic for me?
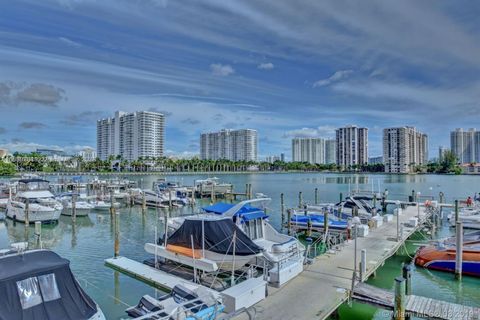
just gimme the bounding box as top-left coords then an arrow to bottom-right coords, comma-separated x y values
1,1 -> 479,159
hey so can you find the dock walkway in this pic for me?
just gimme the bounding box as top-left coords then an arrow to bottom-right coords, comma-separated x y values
235,205 -> 440,320
353,282 -> 480,320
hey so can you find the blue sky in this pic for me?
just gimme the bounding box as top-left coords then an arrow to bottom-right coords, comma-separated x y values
0,1 -> 479,160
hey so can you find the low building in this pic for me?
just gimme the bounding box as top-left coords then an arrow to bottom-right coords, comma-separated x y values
461,163 -> 480,174
0,148 -> 7,160
78,148 -> 97,162
368,156 -> 383,164
265,155 -> 281,163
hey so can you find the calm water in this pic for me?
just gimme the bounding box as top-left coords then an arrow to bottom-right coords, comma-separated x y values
1,173 -> 479,319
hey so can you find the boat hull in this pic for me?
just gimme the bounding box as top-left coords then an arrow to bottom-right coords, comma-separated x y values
415,246 -> 480,277
6,203 -> 61,223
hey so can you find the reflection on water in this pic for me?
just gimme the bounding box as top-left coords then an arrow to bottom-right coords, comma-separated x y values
1,173 -> 480,319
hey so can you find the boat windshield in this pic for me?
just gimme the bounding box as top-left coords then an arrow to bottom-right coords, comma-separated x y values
17,181 -> 50,192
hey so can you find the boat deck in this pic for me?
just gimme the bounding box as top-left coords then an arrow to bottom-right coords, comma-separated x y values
234,205 -> 449,320
105,256 -> 220,298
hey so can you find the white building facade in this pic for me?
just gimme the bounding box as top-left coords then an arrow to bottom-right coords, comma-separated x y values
97,110 -> 165,161
335,125 -> 368,168
291,138 -> 325,164
450,128 -> 480,164
200,129 -> 257,161
325,139 -> 336,164
383,126 -> 428,173
78,148 -> 97,162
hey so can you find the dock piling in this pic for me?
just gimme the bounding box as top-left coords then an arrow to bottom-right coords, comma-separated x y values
314,188 -> 318,205
394,277 -> 406,320
287,209 -> 292,236
280,193 -> 285,231
142,191 -> 147,212
454,200 -> 459,223
72,193 -> 77,222
340,192 -> 343,203
114,211 -> 120,258
110,190 -> 115,216
402,264 -> 412,295
360,249 -> 366,282
34,221 -> 42,249
455,221 -> 463,280
298,191 -> 303,208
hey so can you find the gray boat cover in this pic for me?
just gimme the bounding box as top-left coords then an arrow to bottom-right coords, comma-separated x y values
168,218 -> 262,256
0,250 -> 97,320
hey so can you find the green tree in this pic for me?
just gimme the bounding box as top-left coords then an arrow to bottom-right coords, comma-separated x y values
0,161 -> 16,175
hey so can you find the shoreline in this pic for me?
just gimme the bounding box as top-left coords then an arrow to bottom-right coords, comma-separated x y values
10,171 -> 477,176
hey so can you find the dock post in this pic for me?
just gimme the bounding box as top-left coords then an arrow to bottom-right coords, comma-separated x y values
298,191 -> 303,208
169,190 -> 173,208
25,198 -> 30,225
34,221 -> 42,249
402,264 -> 412,295
72,193 -> 77,223
245,184 -> 249,200
382,189 -> 388,214
373,194 -> 377,214
455,221 -> 463,280
439,192 -> 444,204
114,211 -> 120,258
109,190 -> 115,217
360,249 -> 366,282
411,190 -> 416,202
394,277 -> 406,320
324,208 -> 329,235
340,192 -> 343,203
314,188 -> 318,205
454,200 -> 459,223
142,191 -> 147,212
287,209 -> 292,236
211,184 -> 215,204
280,193 -> 285,231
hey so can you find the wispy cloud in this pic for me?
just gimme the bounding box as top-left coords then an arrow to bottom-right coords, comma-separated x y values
257,62 -> 274,70
19,122 -> 47,129
313,70 -> 353,88
210,63 -> 235,76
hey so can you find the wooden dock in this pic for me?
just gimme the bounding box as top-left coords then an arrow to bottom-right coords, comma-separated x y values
234,204 -> 458,320
353,282 -> 480,320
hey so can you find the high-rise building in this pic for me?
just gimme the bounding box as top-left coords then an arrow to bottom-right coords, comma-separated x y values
280,153 -> 285,162
200,129 -> 257,161
335,125 -> 368,168
325,139 -> 336,164
291,137 -> 325,164
97,110 -> 165,161
438,146 -> 449,162
383,127 -> 428,173
450,128 -> 479,164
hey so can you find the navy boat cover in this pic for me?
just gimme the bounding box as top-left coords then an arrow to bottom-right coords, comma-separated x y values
0,250 -> 97,320
167,218 -> 262,256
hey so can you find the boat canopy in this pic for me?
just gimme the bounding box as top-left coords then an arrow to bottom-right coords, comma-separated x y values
0,250 -> 97,320
202,203 -> 268,221
167,218 -> 262,256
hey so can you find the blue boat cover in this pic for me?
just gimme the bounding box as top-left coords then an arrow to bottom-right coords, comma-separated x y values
202,203 -> 268,220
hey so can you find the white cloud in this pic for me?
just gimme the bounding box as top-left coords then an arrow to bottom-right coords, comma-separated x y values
257,62 -> 274,70
283,125 -> 337,138
313,70 -> 353,88
210,63 -> 235,76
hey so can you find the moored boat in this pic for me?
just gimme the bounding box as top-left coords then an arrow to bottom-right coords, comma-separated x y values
415,241 -> 480,277
0,248 -> 106,319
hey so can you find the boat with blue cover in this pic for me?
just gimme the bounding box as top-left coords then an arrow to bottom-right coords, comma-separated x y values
290,213 -> 349,231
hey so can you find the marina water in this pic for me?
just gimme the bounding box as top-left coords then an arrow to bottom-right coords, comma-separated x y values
1,173 -> 479,319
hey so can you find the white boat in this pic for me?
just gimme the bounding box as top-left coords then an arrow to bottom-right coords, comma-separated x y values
146,216 -> 262,272
195,177 -> 232,194
164,198 -> 305,285
6,179 -> 62,223
57,193 -> 94,217
126,284 -> 223,319
91,200 -> 121,211
0,247 -> 106,320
